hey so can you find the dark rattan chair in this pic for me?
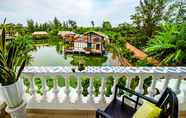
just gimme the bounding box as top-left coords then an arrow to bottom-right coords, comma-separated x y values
96,85 -> 178,118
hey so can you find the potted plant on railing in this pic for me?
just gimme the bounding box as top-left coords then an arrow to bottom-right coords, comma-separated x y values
78,59 -> 85,71
0,19 -> 31,118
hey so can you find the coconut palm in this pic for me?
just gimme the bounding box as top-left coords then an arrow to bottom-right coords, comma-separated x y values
145,24 -> 186,66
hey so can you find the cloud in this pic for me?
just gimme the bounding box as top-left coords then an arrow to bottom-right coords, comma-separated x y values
0,0 -> 138,26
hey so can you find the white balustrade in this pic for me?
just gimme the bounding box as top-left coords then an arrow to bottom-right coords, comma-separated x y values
40,78 -> 48,102
111,76 -> 119,99
87,77 -> 94,104
52,78 -> 60,103
161,76 -> 170,94
147,76 -> 158,97
29,76 -> 37,102
125,76 -> 132,89
63,77 -> 71,103
20,66 -> 186,111
173,78 -> 182,94
182,87 -> 186,103
75,76 -> 82,104
135,75 -> 145,94
99,77 -> 106,104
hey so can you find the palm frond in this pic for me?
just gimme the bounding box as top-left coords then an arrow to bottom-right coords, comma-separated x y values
16,59 -> 26,80
0,27 -> 6,51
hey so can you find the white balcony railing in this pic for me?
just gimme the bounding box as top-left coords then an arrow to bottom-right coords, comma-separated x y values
7,66 -> 186,111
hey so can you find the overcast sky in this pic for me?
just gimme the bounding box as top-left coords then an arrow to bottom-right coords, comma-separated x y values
0,0 -> 139,26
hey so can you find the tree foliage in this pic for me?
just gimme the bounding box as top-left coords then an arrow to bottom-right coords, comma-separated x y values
165,0 -> 186,23
102,21 -> 112,31
27,19 -> 35,33
145,24 -> 186,65
131,0 -> 168,37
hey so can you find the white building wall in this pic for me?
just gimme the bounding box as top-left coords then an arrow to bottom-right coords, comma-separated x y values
73,42 -> 87,52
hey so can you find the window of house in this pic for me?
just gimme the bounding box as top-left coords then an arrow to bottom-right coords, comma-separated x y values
96,44 -> 100,50
87,43 -> 92,48
95,37 -> 100,42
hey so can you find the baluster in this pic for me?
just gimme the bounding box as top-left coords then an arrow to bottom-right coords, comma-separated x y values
155,76 -> 170,100
124,75 -> 133,98
135,75 -> 145,94
41,77 -> 48,102
99,77 -> 106,104
125,76 -> 132,89
111,76 -> 119,99
132,75 -> 145,104
173,78 -> 181,94
63,77 -> 71,103
76,76 -> 82,104
29,76 -> 37,101
147,76 -> 158,97
182,87 -> 186,103
87,77 -> 94,104
52,78 -> 60,103
161,76 -> 170,93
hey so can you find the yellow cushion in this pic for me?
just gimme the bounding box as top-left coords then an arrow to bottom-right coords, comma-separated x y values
132,101 -> 162,118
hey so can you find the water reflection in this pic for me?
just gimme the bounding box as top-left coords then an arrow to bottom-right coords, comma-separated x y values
56,42 -> 64,55
30,45 -> 111,66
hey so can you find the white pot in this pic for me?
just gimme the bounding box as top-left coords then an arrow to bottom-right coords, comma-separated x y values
0,79 -> 24,108
6,101 -> 27,118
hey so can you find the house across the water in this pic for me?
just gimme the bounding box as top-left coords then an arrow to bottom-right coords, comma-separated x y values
58,31 -> 76,42
0,29 -> 17,40
32,31 -> 48,40
71,31 -> 109,55
73,35 -> 87,53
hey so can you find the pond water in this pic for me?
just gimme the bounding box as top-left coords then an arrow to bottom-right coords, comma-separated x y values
30,46 -> 113,66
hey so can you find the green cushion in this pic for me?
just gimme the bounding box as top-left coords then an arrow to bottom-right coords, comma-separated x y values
132,101 -> 162,118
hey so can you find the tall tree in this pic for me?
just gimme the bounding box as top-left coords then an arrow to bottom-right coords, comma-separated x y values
91,20 -> 95,28
53,17 -> 61,29
68,20 -> 77,31
35,22 -> 39,31
27,19 -> 34,33
63,21 -> 69,30
131,0 -> 168,37
15,23 -> 25,35
102,21 -> 112,31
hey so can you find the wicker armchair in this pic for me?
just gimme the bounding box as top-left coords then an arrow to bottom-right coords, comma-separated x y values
96,85 -> 178,118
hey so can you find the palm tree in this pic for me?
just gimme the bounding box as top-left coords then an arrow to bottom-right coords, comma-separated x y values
91,20 -> 94,28
145,24 -> 186,66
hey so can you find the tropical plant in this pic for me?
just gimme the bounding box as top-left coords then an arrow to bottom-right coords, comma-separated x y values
107,34 -> 131,59
0,19 -> 32,86
145,24 -> 186,66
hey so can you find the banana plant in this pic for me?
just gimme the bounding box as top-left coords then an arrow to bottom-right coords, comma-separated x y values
0,18 -> 30,86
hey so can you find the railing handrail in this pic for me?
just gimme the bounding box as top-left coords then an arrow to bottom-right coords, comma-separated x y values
22,66 -> 186,76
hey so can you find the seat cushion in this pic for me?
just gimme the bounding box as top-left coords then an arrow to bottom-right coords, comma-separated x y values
132,101 -> 162,118
105,100 -> 135,118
